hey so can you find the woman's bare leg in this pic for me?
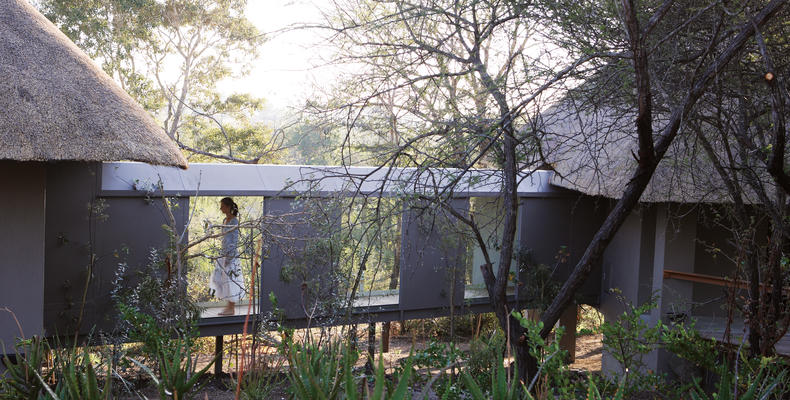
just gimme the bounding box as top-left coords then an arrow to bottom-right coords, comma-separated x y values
218,301 -> 236,316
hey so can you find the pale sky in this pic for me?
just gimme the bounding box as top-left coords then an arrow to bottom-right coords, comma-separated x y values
219,1 -> 567,125
220,1 -> 332,117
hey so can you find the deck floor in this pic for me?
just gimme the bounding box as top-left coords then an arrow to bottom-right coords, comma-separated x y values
199,287 -> 499,319
693,316 -> 790,356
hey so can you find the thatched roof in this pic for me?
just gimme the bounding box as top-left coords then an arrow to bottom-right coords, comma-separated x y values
0,0 -> 187,168
539,103 -> 748,203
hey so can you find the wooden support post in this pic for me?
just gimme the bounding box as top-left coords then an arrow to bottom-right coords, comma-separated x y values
382,322 -> 391,353
559,304 -> 577,364
368,323 -> 376,362
364,323 -> 376,375
526,308 -> 540,322
215,335 -> 224,377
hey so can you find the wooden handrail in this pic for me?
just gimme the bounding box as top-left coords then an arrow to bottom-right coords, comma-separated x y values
663,269 -> 789,294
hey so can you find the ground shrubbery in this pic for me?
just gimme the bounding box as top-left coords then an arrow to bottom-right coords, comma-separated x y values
2,301 -> 789,399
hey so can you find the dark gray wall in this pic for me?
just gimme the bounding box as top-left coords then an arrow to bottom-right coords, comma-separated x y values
399,199 -> 468,310
43,162 -> 188,339
651,206 -> 699,379
599,205 -> 716,378
519,196 -> 607,304
260,198 -> 340,319
599,207 -> 656,376
658,207 -> 697,317
691,210 -> 738,318
0,161 -> 46,352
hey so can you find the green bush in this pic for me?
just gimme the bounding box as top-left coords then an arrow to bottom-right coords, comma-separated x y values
511,310 -> 571,398
345,348 -> 413,400
598,292 -> 663,394
461,353 -> 527,400
465,331 -> 506,395
399,313 -> 501,340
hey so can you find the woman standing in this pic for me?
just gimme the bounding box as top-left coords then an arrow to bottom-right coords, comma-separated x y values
211,197 -> 244,316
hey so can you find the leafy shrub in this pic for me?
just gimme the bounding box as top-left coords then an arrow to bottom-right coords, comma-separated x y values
465,331 -> 506,395
408,340 -> 463,398
598,292 -> 663,394
461,352 -> 527,400
411,340 -> 461,371
345,348 -> 413,400
665,323 -> 790,400
400,313 -> 500,340
511,311 -> 571,399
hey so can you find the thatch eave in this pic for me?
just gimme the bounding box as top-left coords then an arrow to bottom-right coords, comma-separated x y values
0,0 -> 187,169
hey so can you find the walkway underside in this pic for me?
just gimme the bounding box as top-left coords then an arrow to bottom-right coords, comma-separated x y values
197,290 -> 522,337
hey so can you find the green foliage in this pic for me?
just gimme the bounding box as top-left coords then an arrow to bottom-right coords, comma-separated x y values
411,341 -> 461,371
285,340 -> 350,400
583,374 -> 625,400
121,297 -> 215,400
460,350 -> 530,400
129,335 -> 217,400
598,292 -> 663,393
665,324 -> 790,400
577,304 -> 604,335
234,364 -> 284,400
1,339 -> 113,400
465,331 -> 506,395
114,249 -> 201,353
46,347 -> 113,400
515,248 -> 562,311
661,320 -> 719,372
407,340 -> 463,398
511,311 -> 571,398
688,360 -> 786,400
0,336 -> 52,400
283,337 -> 417,400
401,314 -> 500,340
155,339 -> 217,400
40,0 -> 164,110
40,0 -> 277,163
345,349 -> 413,400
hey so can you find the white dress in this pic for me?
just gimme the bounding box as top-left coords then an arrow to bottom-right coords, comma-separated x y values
210,216 -> 244,302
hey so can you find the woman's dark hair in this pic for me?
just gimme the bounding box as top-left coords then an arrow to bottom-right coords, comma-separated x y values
221,197 -> 239,217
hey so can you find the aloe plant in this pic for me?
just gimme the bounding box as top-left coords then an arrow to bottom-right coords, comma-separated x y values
1,338 -> 115,400
0,336 -> 52,400
286,341 -> 348,400
584,375 -> 625,400
233,362 -> 284,400
344,347 -> 412,400
130,336 -> 217,400
688,362 -> 786,400
50,347 -> 113,400
461,354 -> 530,400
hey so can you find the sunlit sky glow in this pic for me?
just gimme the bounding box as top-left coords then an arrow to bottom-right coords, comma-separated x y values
219,0 -> 331,118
